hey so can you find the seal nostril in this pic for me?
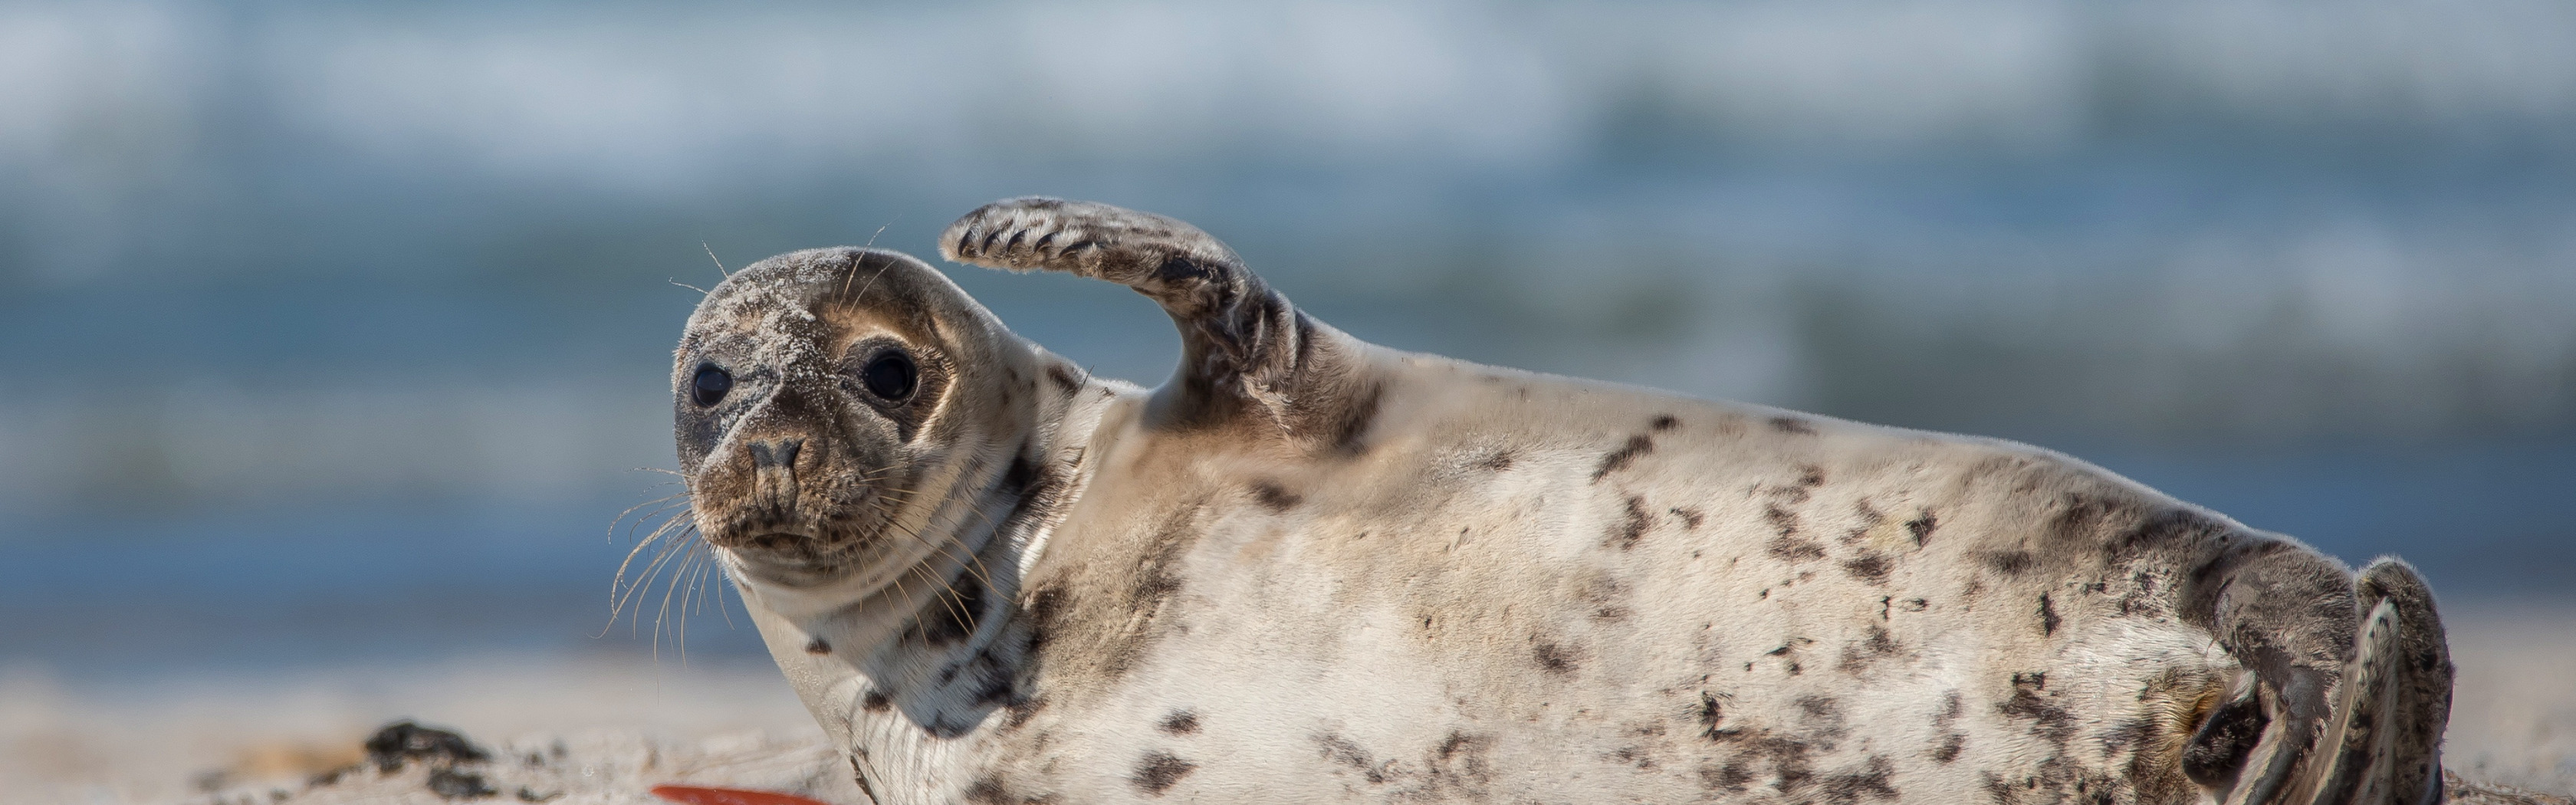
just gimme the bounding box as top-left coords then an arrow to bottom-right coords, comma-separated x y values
749,439 -> 802,469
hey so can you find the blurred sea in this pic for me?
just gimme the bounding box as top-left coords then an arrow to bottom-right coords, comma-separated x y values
2,0 -> 2572,678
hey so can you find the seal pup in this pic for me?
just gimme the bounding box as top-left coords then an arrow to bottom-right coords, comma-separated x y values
672,198 -> 2454,805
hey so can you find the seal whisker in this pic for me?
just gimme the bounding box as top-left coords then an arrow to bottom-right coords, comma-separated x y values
839,475 -> 1010,596
863,495 -> 981,626
899,554 -> 976,643
702,552 -> 739,630
611,496 -> 693,547
609,506 -> 695,613
604,518 -> 685,632
703,242 -> 731,278
867,491 -> 1008,600
613,516 -> 707,640
650,530 -> 718,665
608,491 -> 690,531
651,540 -> 699,664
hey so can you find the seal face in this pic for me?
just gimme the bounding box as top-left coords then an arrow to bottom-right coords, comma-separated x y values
674,200 -> 2455,805
673,248 -> 1046,600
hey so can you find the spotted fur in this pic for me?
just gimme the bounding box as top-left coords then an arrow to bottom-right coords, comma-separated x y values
674,199 -> 2453,805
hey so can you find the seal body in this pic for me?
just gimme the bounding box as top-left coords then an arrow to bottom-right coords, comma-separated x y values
674,199 -> 2453,805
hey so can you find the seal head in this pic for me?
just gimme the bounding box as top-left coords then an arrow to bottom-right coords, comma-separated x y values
673,247 -> 1040,599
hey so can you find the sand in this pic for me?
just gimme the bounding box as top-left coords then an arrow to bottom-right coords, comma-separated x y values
5,603 -> 2569,804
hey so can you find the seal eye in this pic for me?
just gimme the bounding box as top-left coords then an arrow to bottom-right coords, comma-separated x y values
861,350 -> 917,402
692,364 -> 732,406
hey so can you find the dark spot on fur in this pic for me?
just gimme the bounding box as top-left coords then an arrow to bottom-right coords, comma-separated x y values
1022,585 -> 1065,652
1703,759 -> 1758,791
1930,692 -> 1967,763
1769,416 -> 1818,435
1838,626 -> 1901,674
1982,771 -> 2016,805
1001,455 -> 1038,495
1796,465 -> 1826,487
1842,554 -> 1892,584
860,689 -> 891,712
1158,710 -> 1201,735
1534,642 -> 1579,674
1651,415 -> 1680,432
1316,734 -> 1397,784
1474,449 -> 1516,472
803,637 -> 831,656
1046,364 -> 1083,395
1901,597 -> 1928,612
1764,504 -> 1826,561
963,777 -> 1016,805
1983,550 -> 2037,577
1670,506 -> 1705,529
1999,672 -> 2077,745
1697,691 -> 1731,740
2036,593 -> 2061,636
1004,695 -> 1047,730
917,571 -> 987,645
1906,513 -> 1938,545
1129,752 -> 1195,795
1704,726 -> 1819,794
1821,756 -> 1900,804
1592,435 -> 1655,481
1086,508 -> 1204,678
1797,695 -> 1846,734
2182,693 -> 2269,785
1608,745 -> 1653,769
1437,731 -> 1474,758
1769,539 -> 1827,564
1764,504 -> 1801,537
1329,381 -> 1383,457
1607,496 -> 1652,550
1250,481 -> 1301,511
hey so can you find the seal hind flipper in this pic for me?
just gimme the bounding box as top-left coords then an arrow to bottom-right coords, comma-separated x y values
942,197 -> 1374,446
2298,559 -> 2451,805
2189,553 -> 2453,805
2353,558 -> 2453,805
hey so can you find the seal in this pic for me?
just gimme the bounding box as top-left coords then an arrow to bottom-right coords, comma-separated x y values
671,198 -> 2455,805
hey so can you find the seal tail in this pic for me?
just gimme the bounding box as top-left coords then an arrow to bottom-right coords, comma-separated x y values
2210,557 -> 2453,805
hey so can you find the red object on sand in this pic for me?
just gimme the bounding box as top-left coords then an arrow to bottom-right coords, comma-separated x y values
649,784 -> 836,805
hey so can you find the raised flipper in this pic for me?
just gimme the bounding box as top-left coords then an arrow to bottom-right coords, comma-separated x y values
941,198 -> 1377,449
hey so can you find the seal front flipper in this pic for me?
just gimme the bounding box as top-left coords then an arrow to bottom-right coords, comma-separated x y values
941,197 -> 1376,450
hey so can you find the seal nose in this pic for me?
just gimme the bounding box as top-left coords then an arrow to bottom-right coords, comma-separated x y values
748,437 -> 803,508
749,438 -> 803,470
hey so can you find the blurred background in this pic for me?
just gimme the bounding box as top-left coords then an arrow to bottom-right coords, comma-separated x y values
2,0 -> 2572,797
